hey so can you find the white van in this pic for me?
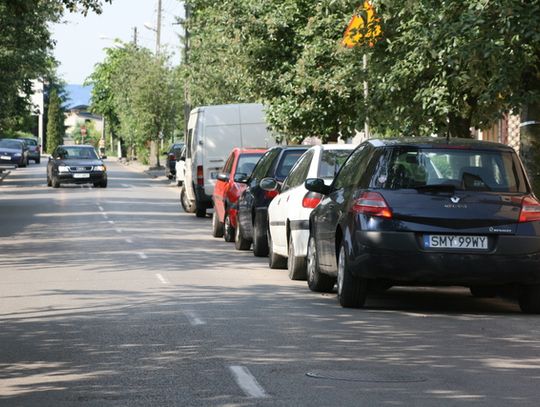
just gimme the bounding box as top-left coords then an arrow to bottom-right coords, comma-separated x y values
181,103 -> 277,217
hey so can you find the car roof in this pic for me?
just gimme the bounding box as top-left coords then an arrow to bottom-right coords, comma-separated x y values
308,143 -> 357,151
234,148 -> 267,154
367,137 -> 514,151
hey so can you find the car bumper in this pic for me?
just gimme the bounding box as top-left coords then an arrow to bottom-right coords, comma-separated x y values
57,172 -> 107,184
290,220 -> 310,257
349,231 -> 540,285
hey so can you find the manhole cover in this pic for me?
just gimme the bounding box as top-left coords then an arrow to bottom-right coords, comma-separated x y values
306,370 -> 427,383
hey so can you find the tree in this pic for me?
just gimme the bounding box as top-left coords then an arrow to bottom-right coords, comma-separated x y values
46,89 -> 65,153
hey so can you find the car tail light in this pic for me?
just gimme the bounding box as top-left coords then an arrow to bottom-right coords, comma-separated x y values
352,191 -> 392,218
302,191 -> 323,208
264,189 -> 279,200
197,166 -> 204,186
519,196 -> 540,222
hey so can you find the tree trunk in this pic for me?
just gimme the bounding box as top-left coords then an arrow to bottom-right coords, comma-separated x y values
520,102 -> 540,195
149,140 -> 159,169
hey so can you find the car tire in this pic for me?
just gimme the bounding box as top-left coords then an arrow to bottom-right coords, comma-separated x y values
46,174 -> 52,187
268,229 -> 287,269
20,158 -> 27,168
52,176 -> 60,188
252,213 -> 269,257
223,214 -> 235,242
337,242 -> 367,308
306,235 -> 335,293
235,219 -> 251,251
212,211 -> 224,238
100,180 -> 107,188
180,186 -> 196,213
288,233 -> 307,280
469,286 -> 497,298
518,285 -> 540,314
36,158 -> 40,164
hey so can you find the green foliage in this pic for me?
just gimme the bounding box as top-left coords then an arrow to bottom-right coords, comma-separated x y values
71,121 -> 100,147
46,89 -> 65,153
87,44 -> 183,161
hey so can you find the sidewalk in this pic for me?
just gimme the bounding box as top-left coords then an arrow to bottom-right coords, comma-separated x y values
116,158 -> 169,180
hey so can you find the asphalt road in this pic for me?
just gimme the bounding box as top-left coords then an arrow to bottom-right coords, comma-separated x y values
1,160 -> 539,406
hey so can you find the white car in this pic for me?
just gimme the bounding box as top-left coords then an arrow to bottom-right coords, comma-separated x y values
266,144 -> 356,280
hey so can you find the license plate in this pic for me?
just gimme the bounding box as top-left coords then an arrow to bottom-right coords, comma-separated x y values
1,156 -> 11,160
424,235 -> 488,250
73,173 -> 90,179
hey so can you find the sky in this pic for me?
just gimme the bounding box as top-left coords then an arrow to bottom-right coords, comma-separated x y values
52,0 -> 184,85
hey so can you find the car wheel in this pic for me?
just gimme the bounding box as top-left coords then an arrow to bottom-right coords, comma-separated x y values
234,219 -> 251,251
337,242 -> 367,308
100,180 -> 108,188
46,174 -> 52,187
223,214 -> 235,242
268,229 -> 287,269
52,176 -> 60,188
518,285 -> 540,314
212,211 -> 224,237
36,158 -> 40,164
306,235 -> 335,292
20,158 -> 27,168
180,186 -> 196,213
469,286 -> 497,298
288,233 -> 307,280
93,182 -> 100,187
252,213 -> 269,257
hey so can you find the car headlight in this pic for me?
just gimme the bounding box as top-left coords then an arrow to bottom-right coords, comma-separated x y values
93,165 -> 106,172
58,165 -> 70,173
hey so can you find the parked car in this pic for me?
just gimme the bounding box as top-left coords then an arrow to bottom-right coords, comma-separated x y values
212,148 -> 267,241
17,137 -> 40,164
305,137 -> 540,313
265,144 -> 355,279
47,145 -> 107,188
236,145 -> 309,256
165,142 -> 184,180
0,138 -> 29,167
175,145 -> 187,186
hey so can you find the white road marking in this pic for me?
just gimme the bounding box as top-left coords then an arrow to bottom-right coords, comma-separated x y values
138,252 -> 148,260
125,238 -> 133,244
184,311 -> 205,326
121,184 -> 131,188
108,220 -> 115,224
115,228 -> 123,233
229,366 -> 268,399
98,206 -> 104,211
156,273 -> 169,284
102,213 -> 108,219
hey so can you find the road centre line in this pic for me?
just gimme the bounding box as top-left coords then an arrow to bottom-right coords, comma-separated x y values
156,273 -> 169,284
138,252 -> 148,260
184,311 -> 205,326
229,366 -> 268,399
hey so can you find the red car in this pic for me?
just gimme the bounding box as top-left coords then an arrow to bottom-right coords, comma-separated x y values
212,148 -> 266,242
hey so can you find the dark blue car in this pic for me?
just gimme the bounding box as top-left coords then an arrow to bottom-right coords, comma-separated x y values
305,138 -> 540,313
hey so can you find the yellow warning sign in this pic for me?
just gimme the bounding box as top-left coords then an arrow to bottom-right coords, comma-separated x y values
342,1 -> 382,48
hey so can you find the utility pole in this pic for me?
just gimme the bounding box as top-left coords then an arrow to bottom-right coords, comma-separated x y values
156,0 -> 162,53
150,0 -> 163,168
133,26 -> 138,46
183,2 -> 191,142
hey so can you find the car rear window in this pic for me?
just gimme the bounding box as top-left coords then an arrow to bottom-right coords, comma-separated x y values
236,153 -> 263,177
371,147 -> 527,193
22,139 -> 37,146
318,149 -> 353,179
275,149 -> 307,181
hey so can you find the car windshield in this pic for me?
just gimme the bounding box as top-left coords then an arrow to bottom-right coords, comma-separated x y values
371,146 -> 527,193
57,147 -> 99,160
20,139 -> 37,146
0,139 -> 23,149
236,153 -> 264,176
318,149 -> 353,178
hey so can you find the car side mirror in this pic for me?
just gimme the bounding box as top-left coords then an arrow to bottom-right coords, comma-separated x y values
260,177 -> 280,192
217,173 -> 229,182
305,178 -> 332,195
